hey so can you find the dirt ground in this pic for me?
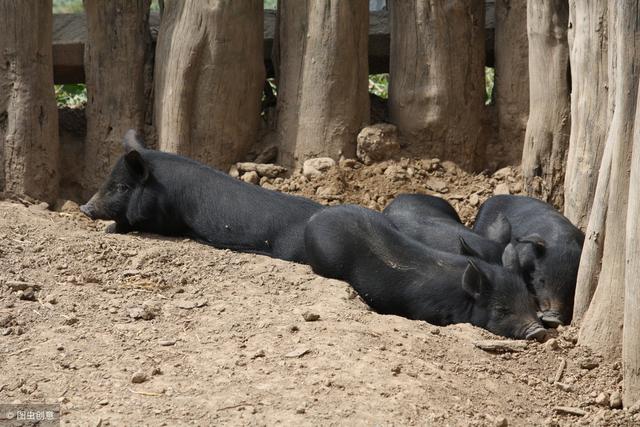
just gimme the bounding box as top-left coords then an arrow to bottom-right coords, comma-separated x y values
1,158 -> 638,426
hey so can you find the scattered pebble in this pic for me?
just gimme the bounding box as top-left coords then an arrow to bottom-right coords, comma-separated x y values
609,391 -> 622,409
579,358 -> 599,370
131,371 -> 148,384
302,311 -> 320,322
285,347 -> 310,358
158,339 -> 176,347
595,392 -> 609,406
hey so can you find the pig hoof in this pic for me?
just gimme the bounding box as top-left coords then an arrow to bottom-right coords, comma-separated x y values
105,223 -> 118,234
541,315 -> 563,329
525,327 -> 547,342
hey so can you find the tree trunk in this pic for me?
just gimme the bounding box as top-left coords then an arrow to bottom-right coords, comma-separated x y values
521,0 -> 570,208
83,0 -> 151,197
277,0 -> 369,167
624,81 -> 640,408
0,0 -> 59,204
490,0 -> 529,169
154,0 -> 264,171
388,0 -> 485,171
578,0 -> 639,361
563,0 -> 608,230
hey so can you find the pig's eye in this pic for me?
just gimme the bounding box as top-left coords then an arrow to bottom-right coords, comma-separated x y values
115,184 -> 130,193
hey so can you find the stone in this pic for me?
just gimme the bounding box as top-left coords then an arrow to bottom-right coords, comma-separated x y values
254,145 -> 278,164
544,338 -> 559,351
255,163 -> 286,178
131,371 -> 148,384
303,158 -> 336,179
285,347 -> 310,358
426,178 -> 448,193
228,165 -> 239,178
236,162 -> 258,173
469,193 -> 480,206
241,171 -> 259,185
494,183 -> 510,195
609,391 -> 622,409
595,392 -> 609,406
302,312 -> 320,322
493,166 -> 513,179
493,416 -> 508,427
55,199 -> 80,213
579,359 -> 599,370
356,123 -> 400,165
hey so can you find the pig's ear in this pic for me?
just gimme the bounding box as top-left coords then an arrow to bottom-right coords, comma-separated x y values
484,213 -> 511,245
462,260 -> 488,299
501,243 -> 521,273
124,150 -> 149,182
123,129 -> 146,153
458,236 -> 482,258
516,234 -> 546,256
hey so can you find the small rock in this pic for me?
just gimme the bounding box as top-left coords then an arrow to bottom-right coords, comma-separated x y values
609,391 -> 622,409
128,306 -> 155,321
131,371 -> 148,384
302,312 -> 320,322
430,327 -> 441,335
595,392 -> 609,406
356,123 -> 400,165
579,359 -> 599,370
426,178 -> 448,193
339,158 -> 359,168
63,316 -> 79,326
554,382 -> 573,392
295,406 -> 306,414
494,183 -> 510,195
252,349 -> 266,359
255,163 -> 286,178
151,367 -> 163,376
440,160 -> 458,173
302,158 -> 336,179
158,339 -> 176,347
285,347 -> 310,358
544,338 -> 559,351
391,365 -> 401,375
98,399 -> 109,406
469,193 -> 480,206
236,162 -> 258,173
45,294 -> 58,304
493,167 -> 513,179
228,164 -> 240,178
55,199 -> 80,213
493,416 -> 508,427
288,325 -> 299,333
19,287 -> 36,301
241,171 -> 259,185
628,400 -> 640,414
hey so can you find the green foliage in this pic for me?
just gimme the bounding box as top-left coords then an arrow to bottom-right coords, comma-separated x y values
264,0 -> 277,9
485,67 -> 495,105
369,74 -> 388,99
52,0 -> 83,13
55,84 -> 87,108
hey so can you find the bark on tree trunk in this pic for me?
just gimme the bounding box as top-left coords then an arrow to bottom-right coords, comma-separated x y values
388,0 -> 486,171
83,0 -> 151,197
578,0 -> 639,361
624,82 -> 640,408
491,0 -> 529,169
154,0 -> 264,171
521,0 -> 570,208
277,0 -> 369,167
0,0 -> 59,204
563,0 -> 608,230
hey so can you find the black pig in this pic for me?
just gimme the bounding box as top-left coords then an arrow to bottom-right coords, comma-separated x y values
383,194 -> 511,264
305,204 -> 546,340
80,130 -> 322,263
473,195 -> 585,327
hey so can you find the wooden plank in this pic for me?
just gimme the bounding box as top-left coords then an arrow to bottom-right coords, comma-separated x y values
53,9 -> 495,84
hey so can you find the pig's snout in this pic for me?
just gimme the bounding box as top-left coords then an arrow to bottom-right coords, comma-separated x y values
523,322 -> 547,342
80,203 -> 95,219
540,312 -> 563,329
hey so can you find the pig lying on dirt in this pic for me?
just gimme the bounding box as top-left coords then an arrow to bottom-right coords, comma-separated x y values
305,204 -> 547,340
80,130 -> 322,263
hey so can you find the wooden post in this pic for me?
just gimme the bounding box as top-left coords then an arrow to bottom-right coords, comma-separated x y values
83,0 -> 152,196
0,0 -> 59,204
521,0 -> 570,208
153,0 -> 264,171
276,0 -> 369,167
388,0 -> 486,171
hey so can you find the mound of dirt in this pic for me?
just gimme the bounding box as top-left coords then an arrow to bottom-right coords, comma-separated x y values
0,159 -> 637,425
258,157 -> 526,225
